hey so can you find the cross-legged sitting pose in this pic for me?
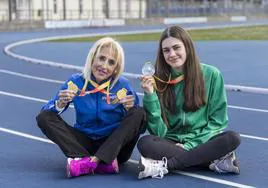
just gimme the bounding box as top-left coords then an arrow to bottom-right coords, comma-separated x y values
138,26 -> 241,179
36,37 -> 146,178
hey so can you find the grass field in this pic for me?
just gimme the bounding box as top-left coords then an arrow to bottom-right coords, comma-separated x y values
48,25 -> 268,42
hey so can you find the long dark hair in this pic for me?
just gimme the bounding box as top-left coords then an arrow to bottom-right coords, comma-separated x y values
155,26 -> 206,126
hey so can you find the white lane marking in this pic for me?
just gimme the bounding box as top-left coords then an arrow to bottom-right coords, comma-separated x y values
0,127 -> 54,144
1,90 -> 268,142
0,69 -> 64,84
0,90 -> 48,103
225,84 -> 268,95
172,171 -> 255,188
2,68 -> 268,95
4,24 -> 268,95
0,69 -> 143,96
0,91 -> 75,108
2,90 -> 268,142
240,134 -> 268,141
1,88 -> 268,113
228,105 -> 268,113
129,159 -> 255,188
0,127 -> 256,188
1,69 -> 268,112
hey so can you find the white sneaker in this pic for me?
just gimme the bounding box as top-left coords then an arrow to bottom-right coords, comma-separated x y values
209,152 -> 240,174
138,156 -> 169,179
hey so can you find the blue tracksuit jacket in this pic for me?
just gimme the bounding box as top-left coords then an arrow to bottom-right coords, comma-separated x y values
41,73 -> 139,139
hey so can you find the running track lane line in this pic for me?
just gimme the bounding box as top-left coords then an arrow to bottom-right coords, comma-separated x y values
1,69 -> 268,113
0,127 -> 255,188
1,90 -> 268,141
0,91 -> 268,141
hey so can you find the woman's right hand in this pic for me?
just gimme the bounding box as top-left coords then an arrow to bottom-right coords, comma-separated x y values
175,143 -> 184,149
56,90 -> 76,108
140,75 -> 154,94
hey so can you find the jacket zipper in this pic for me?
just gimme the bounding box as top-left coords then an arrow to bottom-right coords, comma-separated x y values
183,112 -> 186,126
96,92 -> 99,125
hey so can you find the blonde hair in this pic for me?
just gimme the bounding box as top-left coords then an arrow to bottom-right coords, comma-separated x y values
83,37 -> 125,88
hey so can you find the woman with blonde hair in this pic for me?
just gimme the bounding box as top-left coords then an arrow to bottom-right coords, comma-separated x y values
36,37 -> 146,178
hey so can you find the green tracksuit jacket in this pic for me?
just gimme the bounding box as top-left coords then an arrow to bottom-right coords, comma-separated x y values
143,64 -> 228,151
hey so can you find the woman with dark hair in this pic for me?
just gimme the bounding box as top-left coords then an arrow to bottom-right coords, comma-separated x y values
36,37 -> 146,178
138,26 -> 241,179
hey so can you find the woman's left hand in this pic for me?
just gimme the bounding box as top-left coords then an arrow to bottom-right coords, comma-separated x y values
119,95 -> 135,111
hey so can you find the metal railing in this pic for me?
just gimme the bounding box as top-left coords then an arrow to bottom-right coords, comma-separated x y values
1,1 -> 268,22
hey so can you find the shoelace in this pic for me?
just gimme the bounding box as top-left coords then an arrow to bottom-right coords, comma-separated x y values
151,157 -> 168,179
151,167 -> 164,179
217,152 -> 234,165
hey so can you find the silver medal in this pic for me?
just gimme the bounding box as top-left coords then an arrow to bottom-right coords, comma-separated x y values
142,61 -> 155,76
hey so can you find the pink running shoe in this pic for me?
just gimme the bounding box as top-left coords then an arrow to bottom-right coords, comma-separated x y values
95,159 -> 119,174
66,157 -> 97,178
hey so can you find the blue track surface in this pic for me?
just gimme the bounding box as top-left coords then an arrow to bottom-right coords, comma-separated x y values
1,22 -> 268,188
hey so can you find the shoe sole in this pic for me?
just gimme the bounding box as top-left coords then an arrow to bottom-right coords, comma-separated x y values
95,159 -> 120,174
66,158 -> 72,178
114,159 -> 120,173
138,158 -> 145,171
137,158 -> 146,179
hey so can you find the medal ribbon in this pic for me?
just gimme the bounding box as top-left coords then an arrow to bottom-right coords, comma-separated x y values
153,74 -> 184,92
154,74 -> 184,84
79,79 -> 111,104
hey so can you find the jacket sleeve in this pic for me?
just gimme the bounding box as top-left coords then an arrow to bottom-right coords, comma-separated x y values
143,92 -> 168,137
41,79 -> 71,114
206,70 -> 228,134
184,70 -> 228,150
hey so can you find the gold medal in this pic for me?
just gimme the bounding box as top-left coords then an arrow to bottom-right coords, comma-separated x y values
117,88 -> 127,99
67,81 -> 78,94
112,88 -> 127,104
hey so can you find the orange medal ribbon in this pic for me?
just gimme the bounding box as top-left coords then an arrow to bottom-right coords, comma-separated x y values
167,75 -> 184,84
153,74 -> 184,92
79,79 -> 111,104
